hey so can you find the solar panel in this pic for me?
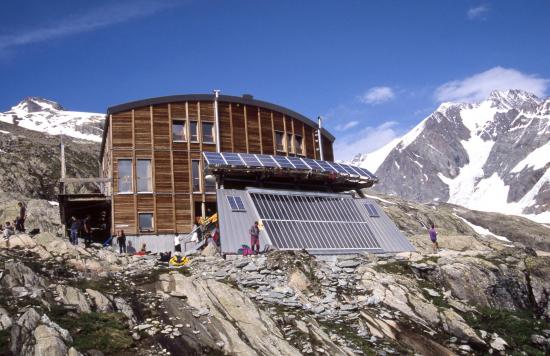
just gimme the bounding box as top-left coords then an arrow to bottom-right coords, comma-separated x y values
365,203 -> 379,217
302,158 -> 324,171
328,162 -> 349,174
348,165 -> 368,177
239,153 -> 262,167
222,152 -> 245,165
257,155 -> 280,168
340,164 -> 360,176
227,196 -> 246,211
273,156 -> 295,169
203,152 -> 226,165
287,156 -> 310,170
250,192 -> 381,251
315,160 -> 337,172
358,167 -> 376,179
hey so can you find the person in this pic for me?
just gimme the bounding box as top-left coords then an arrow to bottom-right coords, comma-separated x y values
211,223 -> 220,247
174,233 -> 181,252
15,202 -> 26,232
83,215 -> 92,247
135,243 -> 147,256
429,223 -> 439,253
3,221 -> 15,248
69,216 -> 81,245
249,221 -> 260,255
117,230 -> 127,254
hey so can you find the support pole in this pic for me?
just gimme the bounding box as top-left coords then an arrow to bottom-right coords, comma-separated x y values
60,133 -> 66,194
214,89 -> 221,153
317,116 -> 324,161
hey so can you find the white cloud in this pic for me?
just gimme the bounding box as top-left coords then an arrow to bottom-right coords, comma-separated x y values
334,120 -> 359,131
334,121 -> 402,161
434,67 -> 550,103
467,5 -> 489,20
0,1 -> 176,53
359,86 -> 395,105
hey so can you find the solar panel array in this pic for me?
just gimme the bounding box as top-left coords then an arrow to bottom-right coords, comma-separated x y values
249,192 -> 381,250
203,151 -> 377,180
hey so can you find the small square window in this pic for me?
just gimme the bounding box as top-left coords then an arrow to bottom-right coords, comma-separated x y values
365,203 -> 380,217
139,213 -> 154,232
227,196 -> 246,211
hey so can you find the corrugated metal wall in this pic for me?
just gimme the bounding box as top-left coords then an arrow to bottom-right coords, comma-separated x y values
217,188 -> 414,254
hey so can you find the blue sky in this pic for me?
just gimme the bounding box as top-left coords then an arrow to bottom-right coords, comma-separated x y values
1,0 -> 549,160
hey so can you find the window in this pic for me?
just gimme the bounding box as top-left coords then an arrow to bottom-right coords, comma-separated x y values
227,196 -> 246,211
138,213 -> 154,232
190,121 -> 198,142
136,159 -> 152,192
118,159 -> 132,193
205,173 -> 216,193
294,135 -> 304,155
191,160 -> 201,192
287,133 -> 293,153
275,131 -> 285,152
172,120 -> 187,141
365,203 -> 380,217
202,122 -> 215,143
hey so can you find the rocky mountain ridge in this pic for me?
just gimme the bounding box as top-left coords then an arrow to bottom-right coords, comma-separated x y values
351,89 -> 550,224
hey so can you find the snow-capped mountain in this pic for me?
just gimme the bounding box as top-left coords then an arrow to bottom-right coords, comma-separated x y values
351,89 -> 550,223
0,97 -> 104,142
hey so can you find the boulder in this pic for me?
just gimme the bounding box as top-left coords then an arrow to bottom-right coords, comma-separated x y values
1,261 -> 47,297
33,324 -> 68,356
55,285 -> 91,313
86,289 -> 114,313
0,307 -> 12,330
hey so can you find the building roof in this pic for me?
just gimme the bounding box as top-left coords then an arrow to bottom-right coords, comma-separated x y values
100,94 -> 336,160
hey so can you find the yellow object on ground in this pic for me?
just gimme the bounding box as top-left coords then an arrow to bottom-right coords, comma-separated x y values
169,255 -> 189,266
199,213 -> 218,226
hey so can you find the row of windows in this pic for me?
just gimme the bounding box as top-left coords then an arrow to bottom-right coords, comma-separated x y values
172,120 -> 215,143
274,131 -> 304,155
118,159 -> 215,193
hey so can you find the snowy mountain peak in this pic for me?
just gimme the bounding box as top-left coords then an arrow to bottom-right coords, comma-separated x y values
487,89 -> 541,111
8,97 -> 64,114
350,89 -> 550,223
1,98 -> 104,142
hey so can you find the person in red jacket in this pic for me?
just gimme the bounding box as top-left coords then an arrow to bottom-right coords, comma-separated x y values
249,221 -> 260,254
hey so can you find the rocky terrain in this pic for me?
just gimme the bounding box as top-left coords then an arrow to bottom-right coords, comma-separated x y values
1,192 -> 550,356
0,116 -> 100,201
351,89 -> 550,224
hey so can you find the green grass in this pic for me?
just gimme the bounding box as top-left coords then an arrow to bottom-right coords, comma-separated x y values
464,307 -> 548,355
373,261 -> 412,275
319,320 -> 377,355
49,306 -> 133,355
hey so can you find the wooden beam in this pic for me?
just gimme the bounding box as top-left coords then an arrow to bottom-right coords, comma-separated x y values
229,103 -> 234,152
132,109 -> 138,236
244,105 -> 249,153
109,114 -> 115,235
257,107 -> 263,154
150,105 -> 157,235
60,177 -> 112,183
270,111 -> 275,155
168,103 -> 177,233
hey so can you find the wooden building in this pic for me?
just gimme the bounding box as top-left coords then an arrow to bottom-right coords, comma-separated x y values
99,94 -> 335,239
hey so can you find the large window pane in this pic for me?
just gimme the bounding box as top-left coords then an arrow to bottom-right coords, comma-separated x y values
118,159 -> 132,193
139,213 -> 154,232
202,122 -> 215,143
205,173 -> 216,193
294,135 -> 303,155
137,159 -> 152,192
275,131 -> 285,152
172,120 -> 186,141
190,121 -> 198,142
287,133 -> 293,153
192,160 -> 200,192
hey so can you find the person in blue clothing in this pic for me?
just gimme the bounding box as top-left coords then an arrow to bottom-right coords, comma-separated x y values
69,216 -> 81,245
429,223 -> 439,253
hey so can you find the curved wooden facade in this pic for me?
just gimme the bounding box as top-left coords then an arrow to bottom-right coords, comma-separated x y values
100,94 -> 335,235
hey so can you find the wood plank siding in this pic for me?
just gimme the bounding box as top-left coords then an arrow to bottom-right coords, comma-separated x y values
103,98 -> 334,235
